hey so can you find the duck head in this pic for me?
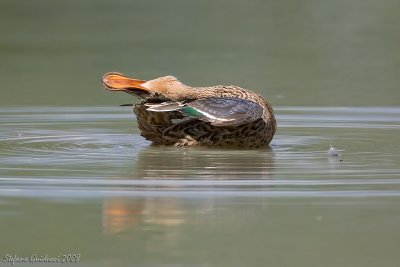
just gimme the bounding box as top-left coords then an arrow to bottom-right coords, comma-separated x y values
102,72 -> 191,100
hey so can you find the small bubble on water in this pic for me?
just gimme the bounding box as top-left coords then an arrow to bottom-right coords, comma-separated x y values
328,145 -> 340,157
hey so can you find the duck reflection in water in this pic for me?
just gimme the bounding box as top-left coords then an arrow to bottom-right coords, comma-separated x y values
102,197 -> 188,254
102,146 -> 275,245
102,196 -> 272,254
132,145 -> 275,179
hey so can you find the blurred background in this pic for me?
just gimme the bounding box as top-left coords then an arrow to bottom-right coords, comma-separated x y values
1,0 -> 399,107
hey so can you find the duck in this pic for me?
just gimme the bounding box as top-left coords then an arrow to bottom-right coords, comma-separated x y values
102,72 -> 276,148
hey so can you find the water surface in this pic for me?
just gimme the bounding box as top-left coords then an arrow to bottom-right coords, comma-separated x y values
0,106 -> 399,266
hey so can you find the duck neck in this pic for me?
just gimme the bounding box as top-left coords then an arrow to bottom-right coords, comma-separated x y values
167,85 -> 199,101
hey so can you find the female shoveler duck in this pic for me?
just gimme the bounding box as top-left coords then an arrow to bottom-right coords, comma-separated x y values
102,73 -> 276,148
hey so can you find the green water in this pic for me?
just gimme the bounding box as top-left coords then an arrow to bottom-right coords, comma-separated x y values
1,0 -> 400,266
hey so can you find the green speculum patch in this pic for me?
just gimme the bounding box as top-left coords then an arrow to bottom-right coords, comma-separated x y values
181,106 -> 205,118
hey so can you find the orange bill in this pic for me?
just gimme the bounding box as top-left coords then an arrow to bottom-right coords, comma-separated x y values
102,72 -> 148,92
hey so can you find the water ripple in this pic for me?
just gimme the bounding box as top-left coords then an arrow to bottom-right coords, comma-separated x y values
0,106 -> 399,198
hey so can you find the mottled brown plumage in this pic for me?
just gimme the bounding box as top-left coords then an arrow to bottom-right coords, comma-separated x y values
102,73 -> 276,148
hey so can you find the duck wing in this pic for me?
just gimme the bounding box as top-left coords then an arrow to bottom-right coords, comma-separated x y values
146,97 -> 263,126
182,97 -> 263,126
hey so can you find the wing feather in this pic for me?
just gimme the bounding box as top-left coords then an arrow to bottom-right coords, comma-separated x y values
144,97 -> 264,126
145,102 -> 183,112
183,97 -> 263,126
